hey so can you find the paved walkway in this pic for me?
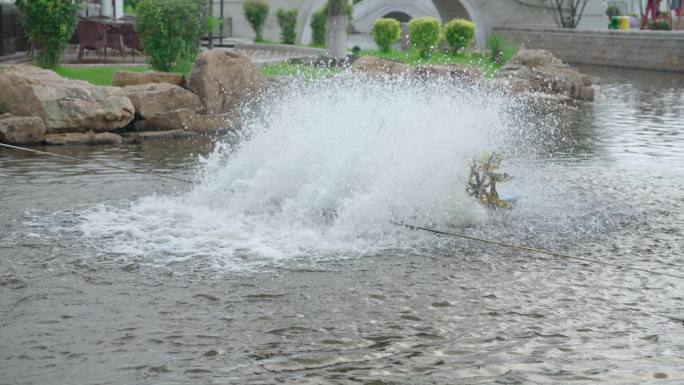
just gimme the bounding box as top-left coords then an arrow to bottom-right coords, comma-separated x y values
0,43 -> 327,67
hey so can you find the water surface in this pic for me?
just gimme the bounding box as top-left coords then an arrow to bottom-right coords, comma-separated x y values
1,67 -> 683,384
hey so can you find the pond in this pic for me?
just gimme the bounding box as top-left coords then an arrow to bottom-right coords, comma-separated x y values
1,66 -> 683,384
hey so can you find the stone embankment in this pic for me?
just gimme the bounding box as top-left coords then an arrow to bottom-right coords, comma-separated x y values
0,48 -> 595,146
0,50 -> 265,146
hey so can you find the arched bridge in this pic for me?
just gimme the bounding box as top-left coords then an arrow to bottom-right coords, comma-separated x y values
299,0 -> 554,48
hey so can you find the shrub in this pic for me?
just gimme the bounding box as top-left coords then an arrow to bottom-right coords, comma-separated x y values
605,5 -> 621,17
409,17 -> 441,58
487,33 -> 518,65
443,18 -> 475,53
276,8 -> 298,45
135,0 -> 207,72
243,0 -> 269,42
310,8 -> 327,46
371,18 -> 401,52
14,0 -> 78,69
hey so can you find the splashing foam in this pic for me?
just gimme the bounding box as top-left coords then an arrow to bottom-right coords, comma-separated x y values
81,75 -> 518,269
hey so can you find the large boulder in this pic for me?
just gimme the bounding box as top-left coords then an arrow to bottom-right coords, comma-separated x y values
135,108 -> 231,133
0,113 -> 46,145
188,49 -> 265,114
350,56 -> 410,77
45,132 -> 122,146
115,83 -> 202,118
122,129 -> 199,143
0,65 -> 135,134
413,64 -> 482,82
112,71 -> 186,88
495,49 -> 596,101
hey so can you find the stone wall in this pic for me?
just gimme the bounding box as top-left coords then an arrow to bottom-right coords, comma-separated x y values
493,27 -> 684,72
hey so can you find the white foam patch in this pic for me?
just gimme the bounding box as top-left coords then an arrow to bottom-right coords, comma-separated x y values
79,75 -> 516,270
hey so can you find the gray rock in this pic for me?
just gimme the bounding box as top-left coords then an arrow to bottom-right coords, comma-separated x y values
350,56 -> 410,77
0,113 -> 46,145
135,108 -> 231,133
188,49 -> 265,114
114,83 -> 202,119
0,65 -> 134,134
45,132 -> 122,146
112,71 -> 186,88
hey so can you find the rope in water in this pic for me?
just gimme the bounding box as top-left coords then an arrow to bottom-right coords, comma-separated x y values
393,221 -> 684,280
2,142 -> 682,280
0,142 -> 196,184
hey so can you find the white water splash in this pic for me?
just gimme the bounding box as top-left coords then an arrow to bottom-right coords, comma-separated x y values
80,75 -> 517,269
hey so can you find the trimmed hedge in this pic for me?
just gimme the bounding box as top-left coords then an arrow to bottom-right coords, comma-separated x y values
409,16 -> 441,58
135,0 -> 207,72
276,8 -> 298,45
243,0 -> 269,42
443,18 -> 475,53
371,18 -> 401,52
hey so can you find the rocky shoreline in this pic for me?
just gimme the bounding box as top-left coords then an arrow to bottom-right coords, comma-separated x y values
0,49 -> 596,147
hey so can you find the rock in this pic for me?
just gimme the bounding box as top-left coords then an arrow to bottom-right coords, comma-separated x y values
188,49 -> 265,114
0,65 -> 134,134
495,49 -> 596,101
413,64 -> 482,82
135,108 -> 231,133
508,49 -> 561,67
112,71 -> 186,88
114,83 -> 202,119
0,113 -> 46,145
122,129 -> 199,143
517,92 -> 578,117
350,56 -> 410,77
45,132 -> 122,146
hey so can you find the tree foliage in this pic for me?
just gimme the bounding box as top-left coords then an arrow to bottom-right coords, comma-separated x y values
243,0 -> 269,42
371,18 -> 401,52
276,8 -> 298,45
409,16 -> 441,58
135,0 -> 207,72
443,18 -> 475,53
15,0 -> 78,68
548,0 -> 589,28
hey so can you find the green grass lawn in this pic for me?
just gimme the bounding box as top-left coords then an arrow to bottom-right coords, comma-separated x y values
259,62 -> 342,79
54,65 -> 149,86
359,49 -> 504,77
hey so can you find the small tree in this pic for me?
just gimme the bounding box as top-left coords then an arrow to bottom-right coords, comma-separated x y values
15,0 -> 78,69
548,0 -> 589,28
310,8 -> 327,46
443,18 -> 475,54
276,8 -> 298,45
135,0 -> 207,72
243,0 -> 269,42
371,18 -> 401,52
409,17 -> 441,58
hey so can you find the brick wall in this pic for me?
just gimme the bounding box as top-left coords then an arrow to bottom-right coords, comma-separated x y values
493,27 -> 684,72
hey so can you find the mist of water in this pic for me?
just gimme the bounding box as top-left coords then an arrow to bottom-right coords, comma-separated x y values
80,76 -> 523,269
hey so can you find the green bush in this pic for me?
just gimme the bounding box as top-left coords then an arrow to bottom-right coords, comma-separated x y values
243,0 -> 269,42
606,5 -> 621,17
276,8 -> 298,45
487,33 -> 518,65
443,18 -> 475,53
135,0 -> 207,72
310,8 -> 327,46
409,16 -> 441,58
15,0 -> 78,69
371,18 -> 401,52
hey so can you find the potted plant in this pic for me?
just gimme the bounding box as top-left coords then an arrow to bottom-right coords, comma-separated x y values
606,5 -> 621,29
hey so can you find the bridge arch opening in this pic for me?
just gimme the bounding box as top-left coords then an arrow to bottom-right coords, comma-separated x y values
301,0 -> 486,48
382,11 -> 413,23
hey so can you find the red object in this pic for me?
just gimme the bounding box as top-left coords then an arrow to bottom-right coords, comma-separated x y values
77,19 -> 107,61
641,0 -> 662,28
674,1 -> 683,30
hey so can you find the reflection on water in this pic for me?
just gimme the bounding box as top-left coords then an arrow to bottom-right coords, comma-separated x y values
1,67 -> 684,385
